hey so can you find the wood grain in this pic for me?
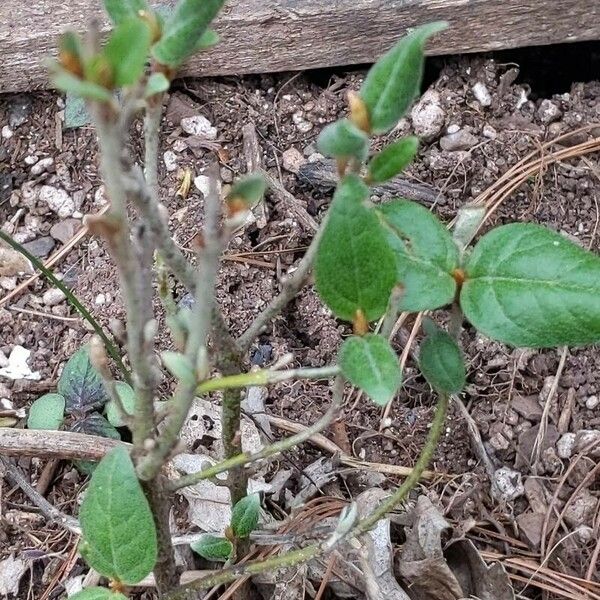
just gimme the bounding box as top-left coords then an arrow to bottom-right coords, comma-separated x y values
1,0 -> 599,93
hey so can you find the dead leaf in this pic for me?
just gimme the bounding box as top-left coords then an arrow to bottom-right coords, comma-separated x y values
0,346 -> 41,381
0,247 -> 33,277
0,554 -> 29,596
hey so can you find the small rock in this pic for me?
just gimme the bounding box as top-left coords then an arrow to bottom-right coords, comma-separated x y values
585,395 -> 599,410
292,112 -> 313,133
0,350 -> 8,368
220,168 -> 233,183
180,115 -> 217,140
94,186 -> 108,207
282,147 -> 306,174
440,129 -> 479,151
24,155 -> 38,165
557,432 -> 576,459
489,432 -> 511,451
512,394 -> 543,422
537,99 -> 562,124
30,157 -> 54,176
22,236 -> 55,258
574,525 -> 594,543
410,89 -> 445,141
524,477 -> 548,513
482,124 -> 497,139
517,512 -> 545,549
42,288 -> 66,306
0,277 -> 16,291
163,150 -> 178,172
447,124 -> 461,134
39,185 -> 75,218
8,94 -> 32,127
472,82 -> 492,107
515,424 -> 559,469
574,429 -> 600,457
50,218 -> 80,244
564,489 -> 598,527
172,139 -> 188,153
1,126 -> 13,139
492,467 -> 524,502
194,175 -> 210,197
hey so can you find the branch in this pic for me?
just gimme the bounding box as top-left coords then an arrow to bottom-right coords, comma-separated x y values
237,213 -> 329,352
167,374 -> 345,492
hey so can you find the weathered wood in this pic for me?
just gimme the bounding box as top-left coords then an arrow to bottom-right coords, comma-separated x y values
1,0 -> 599,93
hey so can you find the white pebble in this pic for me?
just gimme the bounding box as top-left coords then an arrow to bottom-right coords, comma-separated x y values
24,155 -> 38,165
557,433 -> 576,459
282,147 -> 305,174
31,157 -> 54,176
1,126 -> 13,139
95,293 -> 106,305
180,115 -> 217,140
292,112 -> 313,133
410,89 -> 445,141
585,395 -> 599,410
492,467 -> 524,502
39,185 -> 75,218
42,288 -> 66,306
163,150 -> 179,172
482,124 -> 497,139
472,82 -> 492,107
194,175 -> 211,197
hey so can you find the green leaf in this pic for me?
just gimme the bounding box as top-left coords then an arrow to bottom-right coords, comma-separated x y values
360,23 -> 447,134
52,71 -> 113,103
419,320 -> 465,394
231,494 -> 260,539
191,534 -> 233,561
27,394 -> 65,430
104,19 -> 151,87
65,93 -> 91,128
70,587 -> 128,600
461,223 -> 600,347
145,72 -> 170,98
105,382 -> 136,428
161,351 -> 196,386
317,119 -> 369,162
315,175 -> 397,322
79,447 -> 157,584
377,200 -> 459,311
367,137 -> 419,183
70,413 -> 121,475
58,347 -> 108,414
452,204 -> 487,255
228,173 -> 267,207
152,0 -> 225,67
195,29 -> 220,50
104,0 -> 147,24
339,334 -> 402,406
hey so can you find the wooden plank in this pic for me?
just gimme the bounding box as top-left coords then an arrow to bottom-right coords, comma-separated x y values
1,0 -> 599,93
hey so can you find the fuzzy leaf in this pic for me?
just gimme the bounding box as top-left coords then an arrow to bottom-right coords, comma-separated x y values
195,29 -> 220,50
360,23 -> 447,134
105,382 -> 136,428
317,119 -> 369,162
145,72 -> 170,98
79,447 -> 157,584
228,173 -> 267,207
52,71 -> 113,103
231,494 -> 260,539
58,347 -> 108,414
191,534 -> 233,561
70,413 -> 121,475
27,394 -> 65,430
367,137 -> 419,183
339,334 -> 401,406
161,351 -> 196,386
419,321 -> 465,394
70,588 -> 128,600
103,0 -> 147,24
315,175 -> 397,322
461,223 -> 600,347
377,200 -> 458,311
152,0 -> 224,67
104,19 -> 151,87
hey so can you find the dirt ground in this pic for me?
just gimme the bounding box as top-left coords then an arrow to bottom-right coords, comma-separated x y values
1,44 -> 599,599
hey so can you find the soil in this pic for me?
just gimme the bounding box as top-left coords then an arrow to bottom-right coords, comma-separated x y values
1,44 -> 599,599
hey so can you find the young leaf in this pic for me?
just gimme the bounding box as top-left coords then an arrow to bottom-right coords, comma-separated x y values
104,19 -> 152,87
152,0 -> 225,67
191,534 -> 233,561
195,29 -> 220,50
231,494 -> 260,539
52,71 -> 113,103
228,173 -> 267,208
360,23 -> 447,134
461,223 -> 600,347
317,119 -> 369,162
339,334 -> 401,406
145,72 -> 170,98
315,175 -> 397,322
70,413 -> 121,474
419,320 -> 465,394
58,347 -> 108,414
367,137 -> 418,183
161,351 -> 196,386
105,382 -> 136,427
104,0 -> 147,24
79,447 -> 157,584
70,587 -> 128,600
377,200 -> 459,311
27,394 -> 65,430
